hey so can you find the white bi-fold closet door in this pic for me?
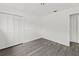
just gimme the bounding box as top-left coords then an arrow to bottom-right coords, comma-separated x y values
70,14 -> 79,43
0,13 -> 23,49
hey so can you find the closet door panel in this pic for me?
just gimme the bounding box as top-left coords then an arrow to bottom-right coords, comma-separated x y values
70,15 -> 78,43
0,14 -> 9,49
7,15 -> 23,45
0,14 -> 23,49
78,14 -> 79,42
7,15 -> 16,45
13,16 -> 23,44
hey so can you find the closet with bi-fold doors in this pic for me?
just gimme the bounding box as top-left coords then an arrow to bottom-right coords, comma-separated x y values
0,12 -> 23,49
70,13 -> 79,43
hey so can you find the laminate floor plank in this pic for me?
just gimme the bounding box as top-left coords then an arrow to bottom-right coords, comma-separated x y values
0,38 -> 79,56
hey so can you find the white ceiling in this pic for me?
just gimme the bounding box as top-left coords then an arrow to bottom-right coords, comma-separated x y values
0,3 -> 79,16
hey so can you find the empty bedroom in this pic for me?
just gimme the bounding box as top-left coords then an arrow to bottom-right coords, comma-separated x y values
0,2 -> 79,56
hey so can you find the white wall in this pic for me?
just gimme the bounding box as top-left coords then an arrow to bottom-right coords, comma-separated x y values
22,15 -> 42,43
41,11 -> 70,46
1,4 -> 79,49
42,7 -> 79,46
0,4 -> 42,49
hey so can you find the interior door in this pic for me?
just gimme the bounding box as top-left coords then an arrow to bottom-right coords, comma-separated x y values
70,14 -> 78,43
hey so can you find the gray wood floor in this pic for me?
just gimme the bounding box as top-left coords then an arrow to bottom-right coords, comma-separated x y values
0,38 -> 79,56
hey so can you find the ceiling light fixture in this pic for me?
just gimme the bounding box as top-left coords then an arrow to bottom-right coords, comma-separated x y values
41,3 -> 45,5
